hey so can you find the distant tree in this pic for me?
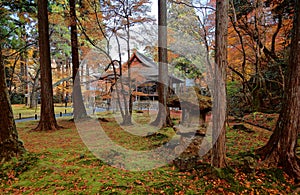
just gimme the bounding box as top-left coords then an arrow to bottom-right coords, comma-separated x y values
34,0 -> 60,131
256,0 -> 300,180
69,0 -> 88,119
211,0 -> 228,168
227,0 -> 294,113
77,0 -> 152,125
48,1 -> 72,105
0,0 -> 37,106
0,44 -> 25,162
171,57 -> 202,80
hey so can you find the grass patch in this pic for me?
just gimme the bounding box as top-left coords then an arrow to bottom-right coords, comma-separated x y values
12,104 -> 73,119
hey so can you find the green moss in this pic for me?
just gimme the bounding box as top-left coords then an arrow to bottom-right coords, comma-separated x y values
1,117 -> 293,194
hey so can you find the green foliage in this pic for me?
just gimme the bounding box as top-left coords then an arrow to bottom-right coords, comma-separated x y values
226,81 -> 251,116
227,81 -> 240,97
53,94 -> 62,103
231,0 -> 255,20
0,0 -> 37,45
172,57 -> 202,79
10,93 -> 25,104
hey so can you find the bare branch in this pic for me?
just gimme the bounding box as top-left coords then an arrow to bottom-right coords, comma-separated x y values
170,0 -> 215,11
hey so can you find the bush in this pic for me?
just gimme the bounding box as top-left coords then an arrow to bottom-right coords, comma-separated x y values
53,94 -> 63,103
227,81 -> 252,116
10,93 -> 25,104
227,81 -> 240,97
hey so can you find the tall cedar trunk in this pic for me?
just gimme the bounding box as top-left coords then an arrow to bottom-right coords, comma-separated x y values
0,44 -> 25,162
151,0 -> 172,127
70,0 -> 88,119
34,0 -> 59,131
211,0 -> 228,168
256,0 -> 300,180
125,15 -> 133,125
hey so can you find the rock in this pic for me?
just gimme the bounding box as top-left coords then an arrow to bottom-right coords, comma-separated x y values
98,117 -> 109,122
232,124 -> 254,133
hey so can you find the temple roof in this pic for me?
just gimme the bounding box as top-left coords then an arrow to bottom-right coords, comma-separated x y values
128,51 -> 184,84
99,51 -> 184,84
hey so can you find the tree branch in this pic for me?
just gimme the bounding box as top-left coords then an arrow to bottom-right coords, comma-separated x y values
170,0 -> 215,11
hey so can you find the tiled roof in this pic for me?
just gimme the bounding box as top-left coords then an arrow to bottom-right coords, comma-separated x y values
99,51 -> 183,84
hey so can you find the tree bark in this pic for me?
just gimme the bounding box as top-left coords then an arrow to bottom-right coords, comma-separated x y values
151,0 -> 172,128
34,0 -> 60,131
211,0 -> 228,168
125,14 -> 133,125
256,0 -> 300,180
0,44 -> 25,162
29,69 -> 40,108
70,0 -> 88,120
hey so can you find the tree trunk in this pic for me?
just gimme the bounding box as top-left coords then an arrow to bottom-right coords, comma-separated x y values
256,0 -> 300,180
151,0 -> 172,128
0,44 -> 25,162
29,69 -> 40,108
211,0 -> 228,168
125,15 -> 133,125
34,0 -> 60,131
70,0 -> 88,120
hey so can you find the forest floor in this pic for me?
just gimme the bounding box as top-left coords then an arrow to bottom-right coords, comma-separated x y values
0,111 -> 298,194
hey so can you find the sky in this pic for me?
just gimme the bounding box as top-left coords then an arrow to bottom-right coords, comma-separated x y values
150,0 -> 158,20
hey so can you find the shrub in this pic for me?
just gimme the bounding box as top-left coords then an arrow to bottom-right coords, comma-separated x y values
10,93 -> 25,104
